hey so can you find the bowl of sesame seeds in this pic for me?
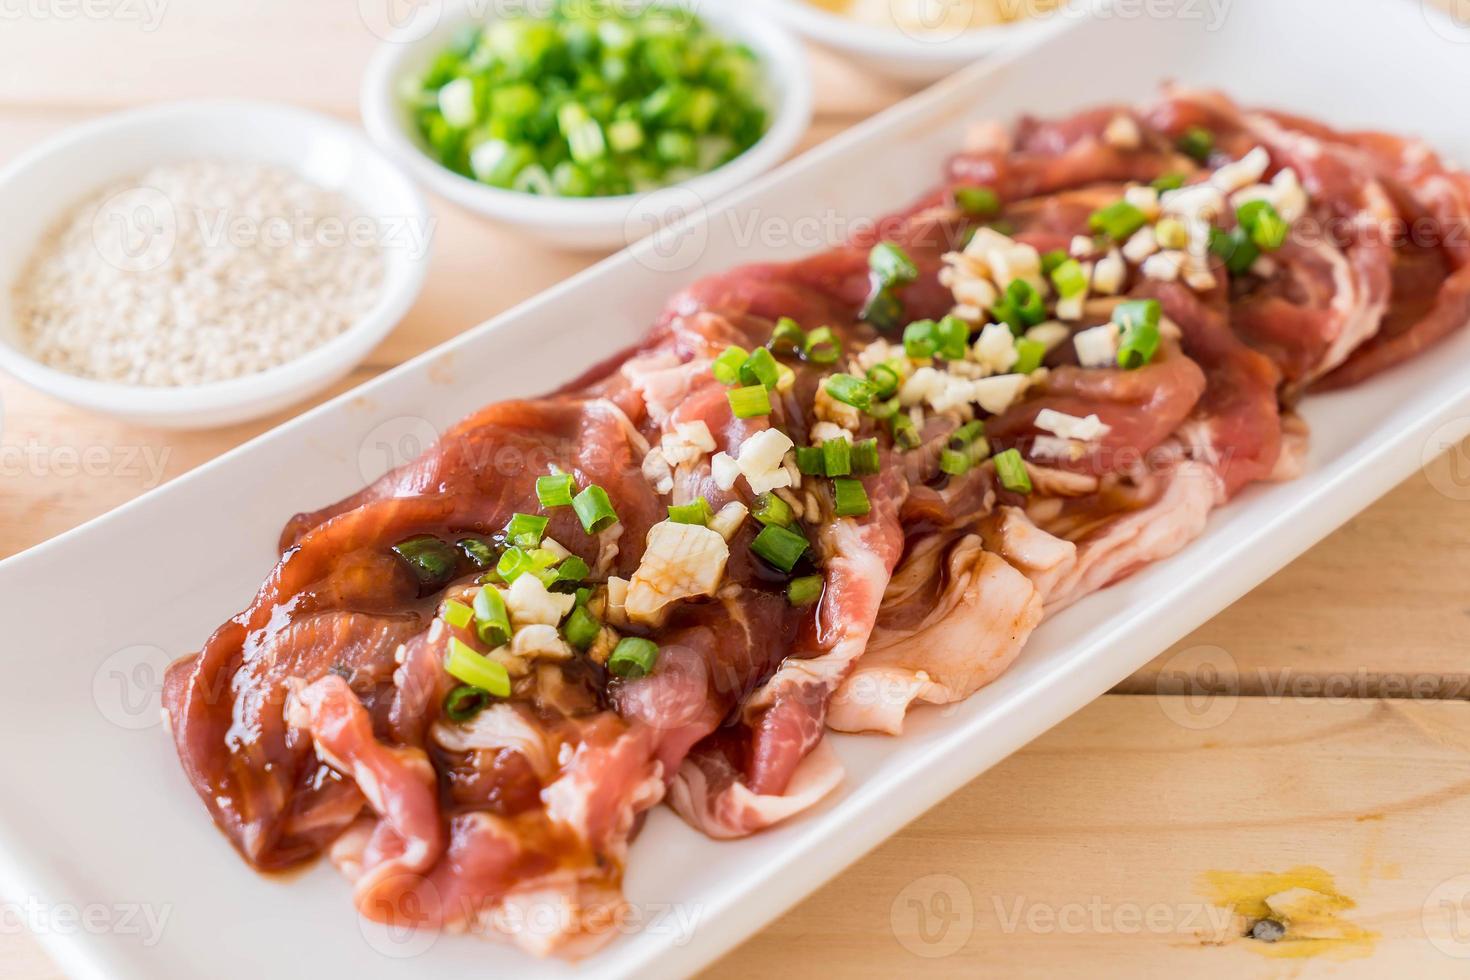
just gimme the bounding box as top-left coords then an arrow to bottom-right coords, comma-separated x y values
0,101 -> 432,429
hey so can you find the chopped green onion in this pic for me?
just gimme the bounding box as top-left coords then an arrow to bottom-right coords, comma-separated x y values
529,547 -> 559,570
712,345 -> 749,385
1013,337 -> 1048,374
1177,126 -> 1214,163
668,497 -> 714,525
935,314 -> 971,360
889,412 -> 921,450
535,473 -> 575,508
869,242 -> 919,289
751,492 -> 794,527
824,374 -> 875,412
954,185 -> 1000,217
563,605 -> 601,652
903,319 -> 938,359
832,478 -> 870,517
869,396 -> 901,421
554,555 -> 590,586
795,445 -> 826,475
445,637 -> 511,697
443,684 -> 491,723
940,448 -> 973,476
1040,249 -> 1069,277
727,384 -> 772,419
473,585 -> 512,647
1209,226 -> 1260,275
457,537 -> 498,569
1050,258 -> 1088,298
770,317 -> 806,355
1114,299 -> 1162,370
1152,172 -> 1187,192
1009,280 -> 1048,327
505,512 -> 549,548
803,325 -> 841,364
867,362 -> 901,400
442,599 -> 475,631
608,636 -> 660,679
786,575 -> 824,607
861,286 -> 904,332
572,485 -> 619,534
391,535 -> 459,594
994,448 -> 1032,494
1236,199 -> 1289,251
750,524 -> 809,572
822,438 -> 852,477
739,346 -> 780,389
494,546 -> 529,584
607,118 -> 645,154
852,438 -> 881,474
1089,200 -> 1148,241
949,420 -> 985,450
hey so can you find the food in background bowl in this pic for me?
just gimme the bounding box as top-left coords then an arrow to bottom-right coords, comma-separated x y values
402,3 -> 770,198
806,0 -> 1061,34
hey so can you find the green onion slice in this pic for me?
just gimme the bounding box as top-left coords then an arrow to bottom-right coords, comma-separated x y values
832,477 -> 870,517
890,412 -> 921,450
868,241 -> 919,289
457,537 -> 498,569
851,438 -> 881,475
445,638 -> 511,698
1209,226 -> 1260,275
443,684 -> 491,723
1040,249 -> 1069,277
1177,126 -> 1215,163
861,286 -> 904,332
1152,172 -> 1187,192
824,374 -> 875,412
795,446 -> 825,475
442,599 -> 475,631
940,448 -> 973,476
954,185 -> 1000,217
506,512 -> 549,549
563,605 -> 601,652
803,326 -> 841,365
739,346 -> 780,389
994,448 -> 1032,494
668,497 -> 714,525
535,473 -> 575,508
727,384 -> 772,419
1237,199 -> 1289,251
608,637 -> 660,679
713,345 -> 749,385
936,314 -> 971,360
866,362 -> 901,400
750,524 -> 809,573
822,438 -> 852,477
770,317 -> 806,355
391,535 -> 459,594
572,485 -> 619,534
473,586 -> 512,647
751,491 -> 794,528
903,319 -> 938,359
786,574 -> 824,607
1050,258 -> 1088,299
1088,200 -> 1148,242
1013,337 -> 1048,375
554,555 -> 591,586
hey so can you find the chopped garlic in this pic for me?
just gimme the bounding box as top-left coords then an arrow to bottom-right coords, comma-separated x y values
1103,114 -> 1141,150
539,537 -> 572,562
900,365 -> 944,407
973,322 -> 1019,374
1069,235 -> 1095,258
711,451 -> 740,491
1141,249 -> 1185,282
660,420 -> 716,466
604,577 -> 630,627
511,624 -> 573,662
1025,321 -> 1071,352
1074,323 -> 1121,368
1155,217 -> 1190,250
810,421 -> 852,444
1124,185 -> 1161,221
1183,254 -> 1218,291
1092,249 -> 1127,295
1161,183 -> 1226,223
708,501 -> 748,541
642,447 -> 674,495
1209,146 -> 1270,194
1034,408 -> 1111,441
1030,435 -> 1086,461
503,575 -> 576,629
971,373 -> 1030,414
624,521 -> 730,626
854,338 -> 899,372
1121,225 -> 1159,264
1251,255 -> 1278,277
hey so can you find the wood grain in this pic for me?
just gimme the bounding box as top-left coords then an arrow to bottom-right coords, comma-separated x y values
3,3 -> 1470,978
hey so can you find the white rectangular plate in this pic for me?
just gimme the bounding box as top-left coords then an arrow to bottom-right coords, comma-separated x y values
3,1 -> 1468,976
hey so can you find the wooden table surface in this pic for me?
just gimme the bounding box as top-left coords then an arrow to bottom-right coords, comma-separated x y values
4,5 -> 1469,977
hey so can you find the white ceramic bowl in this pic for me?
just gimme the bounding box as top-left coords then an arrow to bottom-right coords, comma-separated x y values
0,101 -> 431,429
360,0 -> 813,250
749,0 -> 1081,84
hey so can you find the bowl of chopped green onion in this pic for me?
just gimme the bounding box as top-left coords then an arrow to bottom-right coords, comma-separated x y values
362,0 -> 812,249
